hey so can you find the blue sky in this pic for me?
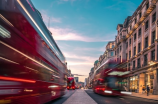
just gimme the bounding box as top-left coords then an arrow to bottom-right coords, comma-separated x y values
31,0 -> 143,82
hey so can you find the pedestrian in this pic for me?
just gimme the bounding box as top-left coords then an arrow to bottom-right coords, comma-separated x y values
146,85 -> 150,96
124,85 -> 127,91
142,85 -> 145,94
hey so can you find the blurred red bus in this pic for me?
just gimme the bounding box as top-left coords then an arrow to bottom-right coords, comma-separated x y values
92,58 -> 131,96
0,0 -> 67,104
67,77 -> 75,90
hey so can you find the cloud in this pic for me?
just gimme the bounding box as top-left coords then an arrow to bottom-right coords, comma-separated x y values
74,47 -> 105,52
50,27 -> 115,42
60,0 -> 75,1
64,51 -> 98,66
40,10 -> 61,24
72,74 -> 85,76
56,0 -> 77,4
105,0 -> 136,11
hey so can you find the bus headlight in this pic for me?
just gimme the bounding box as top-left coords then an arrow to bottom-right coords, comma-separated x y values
104,90 -> 112,94
121,91 -> 132,95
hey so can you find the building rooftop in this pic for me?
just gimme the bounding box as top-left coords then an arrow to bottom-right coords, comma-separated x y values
91,67 -> 94,71
94,60 -> 99,65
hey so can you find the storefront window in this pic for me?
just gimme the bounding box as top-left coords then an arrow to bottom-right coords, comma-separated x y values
130,75 -> 138,92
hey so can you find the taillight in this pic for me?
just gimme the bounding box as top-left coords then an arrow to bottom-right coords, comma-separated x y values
102,88 -> 105,91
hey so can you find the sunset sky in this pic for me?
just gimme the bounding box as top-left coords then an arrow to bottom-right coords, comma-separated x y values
31,0 -> 143,82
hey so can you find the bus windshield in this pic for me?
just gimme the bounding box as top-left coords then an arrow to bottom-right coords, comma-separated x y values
105,77 -> 126,91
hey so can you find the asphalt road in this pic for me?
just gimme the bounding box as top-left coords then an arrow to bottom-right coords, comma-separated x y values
85,89 -> 158,104
46,90 -> 75,104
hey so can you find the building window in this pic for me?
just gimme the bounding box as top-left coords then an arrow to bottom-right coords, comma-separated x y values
146,2 -> 149,10
145,37 -> 148,48
126,42 -> 128,48
134,33 -> 137,40
152,31 -> 155,44
129,38 -> 131,45
144,54 -> 148,66
129,51 -> 131,59
111,52 -> 114,56
128,63 -> 130,71
138,28 -> 141,36
120,46 -> 121,52
134,46 -> 136,55
133,61 -> 135,69
139,12 -> 142,19
126,53 -> 128,60
112,45 -> 114,48
120,56 -> 121,62
135,18 -> 137,24
145,20 -> 149,30
117,48 -> 119,54
152,12 -> 156,23
117,58 -> 119,62
138,43 -> 141,53
137,58 -> 140,68
151,50 -> 155,61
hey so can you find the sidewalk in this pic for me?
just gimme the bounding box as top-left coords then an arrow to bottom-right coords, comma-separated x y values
130,92 -> 158,101
63,89 -> 97,104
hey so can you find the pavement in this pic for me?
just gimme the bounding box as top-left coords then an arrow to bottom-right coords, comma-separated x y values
85,89 -> 158,104
63,89 -> 97,104
48,89 -> 158,104
130,92 -> 158,101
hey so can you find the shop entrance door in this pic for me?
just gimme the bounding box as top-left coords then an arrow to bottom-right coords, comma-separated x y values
139,73 -> 145,93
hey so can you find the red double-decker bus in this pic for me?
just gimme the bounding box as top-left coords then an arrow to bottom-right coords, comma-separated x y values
67,77 -> 75,90
92,58 -> 131,96
0,0 -> 67,104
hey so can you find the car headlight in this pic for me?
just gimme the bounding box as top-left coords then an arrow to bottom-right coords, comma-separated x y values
121,91 -> 132,95
104,90 -> 112,93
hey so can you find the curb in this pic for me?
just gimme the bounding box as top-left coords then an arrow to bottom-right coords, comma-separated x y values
129,95 -> 158,101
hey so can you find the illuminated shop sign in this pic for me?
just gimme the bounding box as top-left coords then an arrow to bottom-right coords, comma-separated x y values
108,71 -> 130,76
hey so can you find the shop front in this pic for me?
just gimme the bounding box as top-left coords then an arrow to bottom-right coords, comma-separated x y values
137,67 -> 158,94
129,75 -> 138,92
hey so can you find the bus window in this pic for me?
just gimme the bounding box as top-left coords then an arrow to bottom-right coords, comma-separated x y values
105,77 -> 123,90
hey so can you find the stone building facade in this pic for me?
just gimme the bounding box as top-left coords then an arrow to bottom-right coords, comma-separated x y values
87,41 -> 115,87
114,0 -> 158,94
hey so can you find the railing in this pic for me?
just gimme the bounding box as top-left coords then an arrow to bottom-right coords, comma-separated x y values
142,63 -> 148,67
137,65 -> 141,68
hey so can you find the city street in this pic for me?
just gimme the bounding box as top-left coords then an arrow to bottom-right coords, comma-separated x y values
46,89 -> 158,104
1,0 -> 158,104
46,90 -> 75,104
85,89 -> 158,104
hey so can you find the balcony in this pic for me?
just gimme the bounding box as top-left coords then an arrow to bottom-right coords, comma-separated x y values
137,65 -> 141,69
114,36 -> 126,49
143,46 -> 149,53
136,52 -> 142,57
120,36 -> 126,42
132,68 -> 136,70
126,0 -> 156,38
142,62 -> 148,67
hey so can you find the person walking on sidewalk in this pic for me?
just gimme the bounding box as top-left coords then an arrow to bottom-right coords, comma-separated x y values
146,85 -> 150,96
142,85 -> 145,94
